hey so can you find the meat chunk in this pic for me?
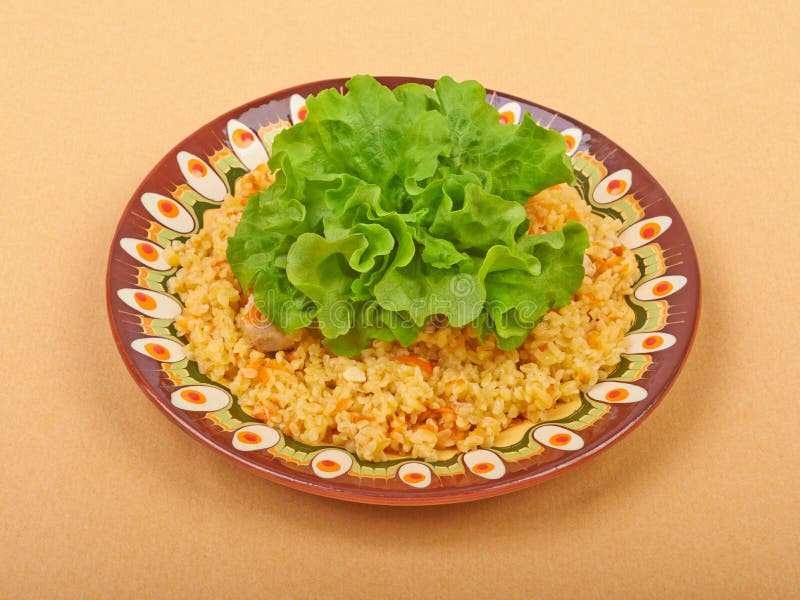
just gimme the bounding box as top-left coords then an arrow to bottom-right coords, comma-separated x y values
242,295 -> 297,353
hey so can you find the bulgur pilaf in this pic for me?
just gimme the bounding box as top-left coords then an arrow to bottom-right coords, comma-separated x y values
165,165 -> 637,461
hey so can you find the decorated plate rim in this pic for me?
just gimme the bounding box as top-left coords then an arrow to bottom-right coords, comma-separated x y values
106,76 -> 701,505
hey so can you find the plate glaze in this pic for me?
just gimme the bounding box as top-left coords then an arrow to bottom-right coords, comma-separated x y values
106,77 -> 700,505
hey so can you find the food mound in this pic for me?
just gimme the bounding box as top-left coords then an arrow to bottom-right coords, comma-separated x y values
166,76 -> 637,462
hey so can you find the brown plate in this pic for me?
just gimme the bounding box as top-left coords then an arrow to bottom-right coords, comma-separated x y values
106,76 -> 700,505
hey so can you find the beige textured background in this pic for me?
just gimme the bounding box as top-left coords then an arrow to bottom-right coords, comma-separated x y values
1,1 -> 798,597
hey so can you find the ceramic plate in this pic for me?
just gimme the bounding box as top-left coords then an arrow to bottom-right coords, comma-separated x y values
106,76 -> 700,505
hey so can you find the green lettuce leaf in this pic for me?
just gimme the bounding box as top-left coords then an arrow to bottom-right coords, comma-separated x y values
227,75 -> 587,356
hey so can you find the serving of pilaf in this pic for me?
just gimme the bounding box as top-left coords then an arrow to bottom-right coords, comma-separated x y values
165,162 -> 637,462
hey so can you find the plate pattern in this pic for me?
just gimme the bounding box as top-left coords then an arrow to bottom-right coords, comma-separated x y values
107,77 -> 700,504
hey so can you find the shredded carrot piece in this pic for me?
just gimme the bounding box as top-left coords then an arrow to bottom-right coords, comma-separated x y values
266,358 -> 291,372
598,255 -> 623,274
258,359 -> 292,382
246,358 -> 264,370
392,355 -> 434,377
333,398 -> 350,415
565,210 -> 580,221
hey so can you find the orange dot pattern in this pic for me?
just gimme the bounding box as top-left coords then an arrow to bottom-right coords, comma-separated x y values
136,242 -> 157,261
157,199 -> 178,218
133,291 -> 157,311
187,158 -> 207,178
643,335 -> 663,350
549,433 -> 572,446
653,281 -> 673,296
640,222 -> 662,240
181,389 -> 206,405
317,459 -> 340,472
403,472 -> 425,483
144,342 -> 169,360
297,106 -> 308,121
498,111 -> 515,124
606,179 -> 627,196
473,462 -> 495,474
237,430 -> 262,444
564,135 -> 576,151
232,129 -> 254,148
605,388 -> 629,402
